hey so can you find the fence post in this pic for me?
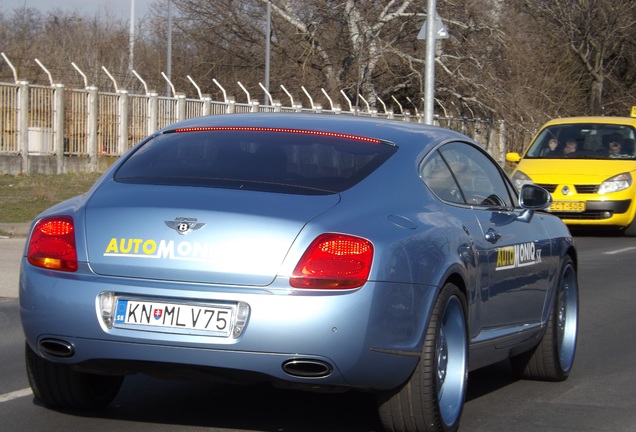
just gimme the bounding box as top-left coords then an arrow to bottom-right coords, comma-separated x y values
250,99 -> 259,112
498,120 -> 506,166
202,94 -> 212,116
118,90 -> 128,156
227,97 -> 236,114
53,84 -> 65,173
461,118 -> 468,136
485,120 -> 494,158
87,86 -> 99,173
176,93 -> 186,122
148,91 -> 158,135
17,81 -> 29,174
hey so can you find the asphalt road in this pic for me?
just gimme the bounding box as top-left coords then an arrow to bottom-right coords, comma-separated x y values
0,237 -> 24,298
1,234 -> 635,431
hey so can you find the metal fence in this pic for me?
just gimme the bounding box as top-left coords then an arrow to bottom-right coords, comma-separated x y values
0,80 -> 519,175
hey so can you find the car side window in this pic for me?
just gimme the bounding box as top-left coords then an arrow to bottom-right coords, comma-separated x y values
440,142 -> 513,208
420,151 -> 465,204
422,142 -> 513,208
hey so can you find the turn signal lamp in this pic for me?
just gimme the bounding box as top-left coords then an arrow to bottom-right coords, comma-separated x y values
291,233 -> 373,289
27,216 -> 78,272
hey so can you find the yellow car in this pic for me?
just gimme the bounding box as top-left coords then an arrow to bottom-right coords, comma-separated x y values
506,115 -> 636,235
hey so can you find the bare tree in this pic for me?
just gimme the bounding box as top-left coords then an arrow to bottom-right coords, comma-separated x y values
0,6 -> 138,90
167,0 -> 514,117
510,0 -> 636,115
3,0 -> 636,151
167,0 -> 429,110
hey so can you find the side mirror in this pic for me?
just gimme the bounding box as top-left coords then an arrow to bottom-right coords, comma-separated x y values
505,152 -> 521,163
519,183 -> 552,210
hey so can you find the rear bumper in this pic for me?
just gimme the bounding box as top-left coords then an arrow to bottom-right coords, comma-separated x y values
20,260 -> 432,392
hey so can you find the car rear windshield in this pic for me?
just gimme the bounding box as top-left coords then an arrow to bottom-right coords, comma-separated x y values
114,128 -> 397,194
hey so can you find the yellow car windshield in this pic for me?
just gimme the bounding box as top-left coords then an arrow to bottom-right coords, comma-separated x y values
525,124 -> 636,160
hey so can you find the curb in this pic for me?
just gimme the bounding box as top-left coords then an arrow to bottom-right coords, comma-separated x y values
0,223 -> 31,238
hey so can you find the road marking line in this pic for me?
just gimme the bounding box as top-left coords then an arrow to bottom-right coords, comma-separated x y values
604,247 -> 636,255
0,388 -> 32,403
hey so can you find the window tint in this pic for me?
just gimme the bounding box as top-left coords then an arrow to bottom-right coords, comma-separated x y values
115,130 -> 397,194
422,142 -> 513,208
420,151 -> 464,204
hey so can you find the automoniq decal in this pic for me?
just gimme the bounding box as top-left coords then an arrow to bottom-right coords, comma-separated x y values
496,242 -> 542,271
104,238 -> 218,262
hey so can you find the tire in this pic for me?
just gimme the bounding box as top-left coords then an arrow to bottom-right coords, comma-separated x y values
25,342 -> 123,409
377,283 -> 468,432
624,218 -> 636,236
511,255 -> 578,381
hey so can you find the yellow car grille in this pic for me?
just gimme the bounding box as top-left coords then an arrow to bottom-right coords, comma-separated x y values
536,184 -> 599,194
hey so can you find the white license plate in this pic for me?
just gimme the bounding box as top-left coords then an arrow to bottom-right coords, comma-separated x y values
114,299 -> 235,337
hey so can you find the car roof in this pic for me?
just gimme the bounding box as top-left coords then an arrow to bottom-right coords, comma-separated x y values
542,116 -> 636,127
160,113 -> 473,155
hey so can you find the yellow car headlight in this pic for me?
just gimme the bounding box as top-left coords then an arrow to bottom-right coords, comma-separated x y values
598,173 -> 632,194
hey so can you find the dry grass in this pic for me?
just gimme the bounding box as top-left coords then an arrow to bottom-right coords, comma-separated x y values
0,173 -> 102,224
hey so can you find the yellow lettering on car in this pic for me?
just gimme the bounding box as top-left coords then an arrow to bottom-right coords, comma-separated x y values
105,238 -> 119,253
142,240 -> 156,254
119,238 -> 133,254
103,238 -> 216,262
495,242 -> 542,271
497,246 -> 515,268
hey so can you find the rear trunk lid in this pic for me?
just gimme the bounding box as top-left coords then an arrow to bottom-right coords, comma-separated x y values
84,180 -> 339,286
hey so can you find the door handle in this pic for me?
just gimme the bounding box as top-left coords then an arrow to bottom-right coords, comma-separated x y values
484,228 -> 501,244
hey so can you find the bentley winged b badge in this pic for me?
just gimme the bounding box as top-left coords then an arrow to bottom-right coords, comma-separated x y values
164,217 -> 206,235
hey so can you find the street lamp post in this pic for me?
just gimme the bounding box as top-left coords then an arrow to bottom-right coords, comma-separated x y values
265,1 -> 271,105
166,0 -> 173,97
418,0 -> 448,125
128,0 -> 135,73
424,0 -> 437,125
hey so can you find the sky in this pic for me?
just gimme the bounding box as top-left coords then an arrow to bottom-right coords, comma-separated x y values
1,0 -> 155,21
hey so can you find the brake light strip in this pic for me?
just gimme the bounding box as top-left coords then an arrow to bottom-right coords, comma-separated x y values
172,126 -> 383,144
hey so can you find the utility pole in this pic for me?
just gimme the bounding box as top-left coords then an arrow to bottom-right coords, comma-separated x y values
265,1 -> 271,105
424,0 -> 436,125
418,0 -> 448,125
128,0 -> 135,73
166,0 -> 173,97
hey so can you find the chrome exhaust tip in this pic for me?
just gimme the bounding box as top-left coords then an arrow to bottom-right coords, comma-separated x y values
39,338 -> 75,358
282,359 -> 333,378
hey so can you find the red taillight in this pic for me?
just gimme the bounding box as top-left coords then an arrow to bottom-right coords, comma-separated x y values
27,216 -> 78,272
290,233 -> 373,289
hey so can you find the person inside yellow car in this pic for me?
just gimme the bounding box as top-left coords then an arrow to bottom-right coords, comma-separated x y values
563,139 -> 577,155
604,133 -> 630,158
545,138 -> 562,156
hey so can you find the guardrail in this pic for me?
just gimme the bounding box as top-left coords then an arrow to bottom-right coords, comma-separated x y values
0,80 -> 510,174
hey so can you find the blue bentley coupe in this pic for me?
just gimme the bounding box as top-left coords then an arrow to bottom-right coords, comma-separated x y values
20,113 -> 578,432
